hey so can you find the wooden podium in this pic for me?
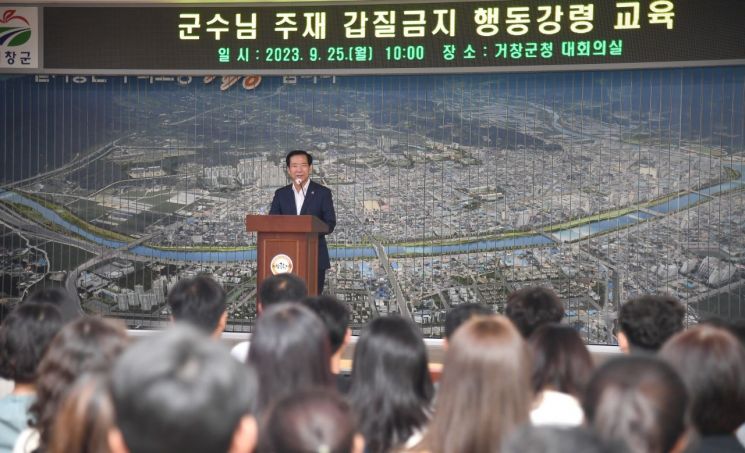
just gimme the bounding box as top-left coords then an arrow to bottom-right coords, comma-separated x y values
245,215 -> 329,300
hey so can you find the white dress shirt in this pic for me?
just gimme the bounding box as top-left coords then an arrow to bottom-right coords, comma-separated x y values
293,179 -> 310,215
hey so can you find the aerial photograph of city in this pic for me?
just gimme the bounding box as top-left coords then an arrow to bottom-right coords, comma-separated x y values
1,67 -> 743,344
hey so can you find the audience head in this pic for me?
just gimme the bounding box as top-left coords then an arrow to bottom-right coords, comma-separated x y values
49,373 -> 114,453
583,356 -> 689,453
617,294 -> 685,354
505,286 -> 564,338
259,273 -> 308,311
167,274 -> 227,337
423,315 -> 532,453
248,303 -> 332,414
444,303 -> 492,342
303,295 -> 351,356
24,287 -> 80,322
31,317 -> 129,452
528,324 -> 593,397
349,316 -> 433,453
503,425 -> 626,453
0,302 -> 64,385
109,325 -> 258,453
265,388 -> 363,453
659,324 -> 745,436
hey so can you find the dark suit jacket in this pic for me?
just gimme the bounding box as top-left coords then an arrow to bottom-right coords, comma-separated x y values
269,180 -> 336,270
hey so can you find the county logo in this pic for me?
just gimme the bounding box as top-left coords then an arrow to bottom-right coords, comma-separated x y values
0,10 -> 31,47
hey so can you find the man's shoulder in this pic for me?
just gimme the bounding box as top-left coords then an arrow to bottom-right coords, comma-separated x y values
274,184 -> 293,195
309,180 -> 332,194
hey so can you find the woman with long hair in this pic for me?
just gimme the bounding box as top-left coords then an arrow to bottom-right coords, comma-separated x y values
415,315 -> 532,453
21,317 -> 129,453
527,324 -> 593,426
348,316 -> 433,453
247,303 -> 333,416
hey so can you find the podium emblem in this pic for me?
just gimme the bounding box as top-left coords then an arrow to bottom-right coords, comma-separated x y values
270,254 -> 293,275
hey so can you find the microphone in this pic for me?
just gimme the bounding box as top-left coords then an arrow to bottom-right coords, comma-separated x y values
295,178 -> 307,198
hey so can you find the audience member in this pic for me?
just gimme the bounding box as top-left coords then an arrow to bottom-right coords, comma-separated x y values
443,303 -> 492,347
22,287 -> 81,322
231,273 -> 308,360
248,303 -> 333,415
415,316 -> 532,453
659,324 -> 745,452
617,294 -> 685,354
0,304 -> 64,452
505,286 -> 564,338
22,317 -> 129,453
263,388 -> 364,453
528,324 -> 593,427
259,273 -> 308,312
108,325 -> 258,453
303,295 -> 352,392
167,275 -> 227,338
503,425 -> 626,453
48,373 -> 113,453
349,316 -> 433,453
583,356 -> 689,453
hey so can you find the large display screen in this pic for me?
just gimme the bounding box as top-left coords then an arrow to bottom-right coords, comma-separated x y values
29,0 -> 745,74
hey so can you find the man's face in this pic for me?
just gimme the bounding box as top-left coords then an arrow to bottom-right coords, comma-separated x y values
287,154 -> 312,186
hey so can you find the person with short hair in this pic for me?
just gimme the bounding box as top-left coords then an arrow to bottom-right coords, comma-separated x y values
108,326 -> 258,453
583,356 -> 689,453
617,294 -> 685,354
269,150 -> 336,294
303,295 -> 352,392
443,303 -> 492,346
0,303 -> 64,452
659,324 -> 745,452
259,273 -> 308,312
167,274 -> 227,338
230,273 -> 309,361
264,388 -> 364,453
23,287 -> 81,322
505,286 -> 564,338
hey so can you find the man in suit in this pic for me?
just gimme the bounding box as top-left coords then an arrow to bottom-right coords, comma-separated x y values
270,150 -> 336,293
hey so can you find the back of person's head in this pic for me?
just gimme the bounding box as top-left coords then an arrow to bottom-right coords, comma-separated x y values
503,425 -> 626,453
444,303 -> 492,340
349,316 -> 433,453
31,316 -> 129,452
423,315 -> 532,453
24,287 -> 80,322
659,324 -> 745,436
0,302 -> 64,384
109,325 -> 258,453
49,373 -> 114,453
167,274 -> 226,335
528,324 -> 593,397
583,356 -> 688,453
259,274 -> 308,309
303,295 -> 350,355
618,294 -> 685,353
265,388 -> 362,453
248,303 -> 332,414
505,286 -> 564,338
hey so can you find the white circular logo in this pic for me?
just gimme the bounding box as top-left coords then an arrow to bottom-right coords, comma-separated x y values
270,254 -> 293,275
